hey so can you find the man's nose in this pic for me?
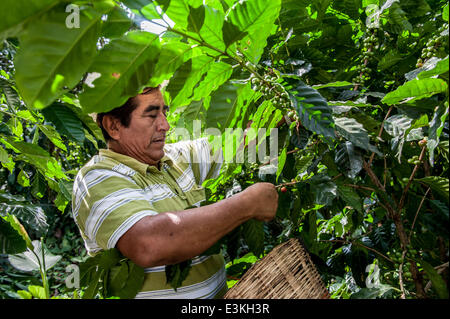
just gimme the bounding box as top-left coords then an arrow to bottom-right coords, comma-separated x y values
156,113 -> 170,132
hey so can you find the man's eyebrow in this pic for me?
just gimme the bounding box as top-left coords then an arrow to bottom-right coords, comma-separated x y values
143,105 -> 169,113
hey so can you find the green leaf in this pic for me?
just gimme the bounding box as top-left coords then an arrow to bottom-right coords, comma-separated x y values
82,269 -> 103,299
147,41 -> 200,88
378,49 -> 406,71
223,0 -> 281,49
166,55 -> 214,108
8,240 -> 61,272
197,5 -> 226,52
17,169 -> 30,187
157,0 -> 190,30
295,153 -> 314,174
414,176 -> 449,203
276,148 -> 287,182
0,191 -> 48,237
336,183 -> 364,213
14,6 -> 104,109
417,56 -> 449,79
242,219 -> 265,257
187,4 -> 205,33
16,290 -> 32,299
0,78 -> 21,111
350,284 -> 393,299
419,259 -> 449,299
381,78 -> 448,105
27,285 -> 47,299
0,216 -> 27,254
31,173 -> 47,199
41,103 -> 86,143
313,81 -> 353,89
165,259 -> 192,290
309,175 -> 337,207
334,117 -> 381,155
427,103 -> 449,166
334,142 -> 364,179
37,124 -> 67,151
191,61 -> 233,101
443,3 -> 449,21
101,6 -> 132,39
0,0 -> 62,39
79,30 -> 161,114
119,261 -> 145,299
1,137 -> 66,179
292,80 -> 335,140
107,261 -> 128,297
205,82 -> 240,130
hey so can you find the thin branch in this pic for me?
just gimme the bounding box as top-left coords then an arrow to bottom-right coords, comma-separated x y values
320,239 -> 394,264
343,184 -> 376,192
398,145 -> 427,212
408,187 -> 431,244
368,105 -> 394,167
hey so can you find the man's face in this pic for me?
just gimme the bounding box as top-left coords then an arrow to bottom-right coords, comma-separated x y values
113,89 -> 170,166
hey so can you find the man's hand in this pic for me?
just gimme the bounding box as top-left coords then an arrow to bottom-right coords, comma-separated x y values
240,182 -> 278,222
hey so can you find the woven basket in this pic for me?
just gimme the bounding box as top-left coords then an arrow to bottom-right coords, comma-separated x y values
223,238 -> 330,299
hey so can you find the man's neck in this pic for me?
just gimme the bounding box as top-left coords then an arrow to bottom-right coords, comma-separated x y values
107,141 -> 160,168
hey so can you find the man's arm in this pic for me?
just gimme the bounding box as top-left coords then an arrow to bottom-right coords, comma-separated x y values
116,182 -> 278,268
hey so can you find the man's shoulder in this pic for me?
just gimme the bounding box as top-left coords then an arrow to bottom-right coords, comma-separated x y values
76,153 -> 137,180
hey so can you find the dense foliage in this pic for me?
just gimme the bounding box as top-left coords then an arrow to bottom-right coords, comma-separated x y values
0,0 -> 448,299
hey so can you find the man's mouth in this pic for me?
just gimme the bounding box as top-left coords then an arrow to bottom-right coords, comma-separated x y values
152,137 -> 166,143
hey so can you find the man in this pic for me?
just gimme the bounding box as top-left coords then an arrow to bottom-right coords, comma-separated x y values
72,86 -> 278,298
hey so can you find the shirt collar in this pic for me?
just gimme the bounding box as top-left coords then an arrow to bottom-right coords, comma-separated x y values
99,149 -> 173,176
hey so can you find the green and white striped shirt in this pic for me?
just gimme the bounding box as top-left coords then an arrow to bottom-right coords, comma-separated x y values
72,138 -> 227,299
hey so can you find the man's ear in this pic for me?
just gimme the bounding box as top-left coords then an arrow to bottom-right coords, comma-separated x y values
102,115 -> 121,140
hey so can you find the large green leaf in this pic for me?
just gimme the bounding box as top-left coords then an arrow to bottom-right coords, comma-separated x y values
336,182 -> 364,213
0,0 -> 61,39
0,137 -> 66,179
0,192 -> 48,237
14,6 -> 105,109
414,176 -> 449,203
41,103 -> 86,143
197,5 -> 226,52
79,30 -> 161,114
382,78 -> 448,105
191,61 -> 233,101
419,259 -> 449,299
291,81 -> 335,139
0,215 -> 27,254
147,41 -> 200,88
166,55 -> 214,108
334,141 -> 364,179
417,56 -> 449,80
242,219 -> 265,257
101,6 -> 132,39
222,0 -> 281,48
334,117 -> 381,155
205,82 -> 240,130
37,124 -> 67,152
8,240 -> 62,272
157,0 -> 191,30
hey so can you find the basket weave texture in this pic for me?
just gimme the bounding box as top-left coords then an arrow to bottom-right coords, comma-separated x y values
224,238 -> 330,299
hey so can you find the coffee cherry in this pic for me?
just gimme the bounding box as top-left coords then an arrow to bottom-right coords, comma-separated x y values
418,139 -> 427,147
280,186 -> 287,193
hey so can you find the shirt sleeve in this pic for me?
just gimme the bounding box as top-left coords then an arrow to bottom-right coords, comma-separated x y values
72,168 -> 158,252
188,137 -> 224,185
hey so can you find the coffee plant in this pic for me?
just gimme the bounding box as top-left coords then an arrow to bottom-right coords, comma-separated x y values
0,0 -> 448,299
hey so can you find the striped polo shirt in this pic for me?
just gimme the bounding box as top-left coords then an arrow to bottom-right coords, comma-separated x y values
72,138 -> 227,299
